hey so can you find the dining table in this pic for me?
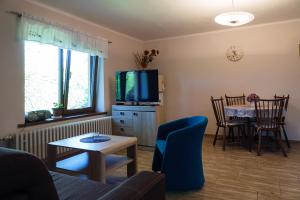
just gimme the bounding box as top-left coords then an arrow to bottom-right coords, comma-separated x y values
224,104 -> 257,151
224,104 -> 257,118
224,103 -> 286,118
224,103 -> 285,150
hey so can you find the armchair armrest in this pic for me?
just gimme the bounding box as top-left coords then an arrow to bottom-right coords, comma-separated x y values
99,171 -> 165,200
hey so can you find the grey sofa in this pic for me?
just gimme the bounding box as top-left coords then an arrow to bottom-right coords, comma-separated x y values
0,147 -> 165,200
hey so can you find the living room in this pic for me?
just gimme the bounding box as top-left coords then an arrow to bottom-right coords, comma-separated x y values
1,0 -> 300,199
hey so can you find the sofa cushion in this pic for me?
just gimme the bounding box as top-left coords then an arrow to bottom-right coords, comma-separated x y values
99,171 -> 165,200
50,172 -> 115,200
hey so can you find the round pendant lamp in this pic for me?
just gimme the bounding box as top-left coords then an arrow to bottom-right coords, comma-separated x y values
215,0 -> 254,27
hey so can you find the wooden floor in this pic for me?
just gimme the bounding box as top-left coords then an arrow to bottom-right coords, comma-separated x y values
111,136 -> 300,200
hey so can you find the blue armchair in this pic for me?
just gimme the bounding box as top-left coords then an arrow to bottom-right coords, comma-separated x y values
152,116 -> 208,191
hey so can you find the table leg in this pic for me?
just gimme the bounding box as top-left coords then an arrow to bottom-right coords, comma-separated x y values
127,144 -> 137,177
47,144 -> 57,171
88,151 -> 105,183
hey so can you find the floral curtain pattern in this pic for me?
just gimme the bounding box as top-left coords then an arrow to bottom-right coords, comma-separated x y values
18,15 -> 108,58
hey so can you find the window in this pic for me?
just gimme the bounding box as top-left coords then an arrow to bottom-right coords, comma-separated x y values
25,41 -> 99,115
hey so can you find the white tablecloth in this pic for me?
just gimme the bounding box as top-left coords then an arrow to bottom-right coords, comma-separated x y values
224,105 -> 256,118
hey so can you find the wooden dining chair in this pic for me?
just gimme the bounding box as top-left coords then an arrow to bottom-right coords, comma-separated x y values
225,94 -> 248,140
254,98 -> 287,157
210,96 -> 245,151
274,94 -> 290,148
225,94 -> 246,106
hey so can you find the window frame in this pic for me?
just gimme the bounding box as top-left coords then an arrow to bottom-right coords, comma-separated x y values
59,49 -> 99,115
24,41 -> 99,116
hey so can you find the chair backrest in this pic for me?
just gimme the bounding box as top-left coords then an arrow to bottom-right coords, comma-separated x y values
211,96 -> 226,126
254,98 -> 285,129
225,94 -> 246,106
274,94 -> 289,111
182,116 -> 208,139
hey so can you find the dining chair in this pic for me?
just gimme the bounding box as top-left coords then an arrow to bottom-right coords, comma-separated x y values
274,94 -> 290,148
224,94 -> 248,142
225,94 -> 246,106
210,96 -> 245,150
254,98 -> 287,157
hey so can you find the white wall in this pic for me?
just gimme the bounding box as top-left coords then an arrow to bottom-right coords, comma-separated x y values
1,0 -> 300,141
145,20 -> 300,140
0,0 -> 143,136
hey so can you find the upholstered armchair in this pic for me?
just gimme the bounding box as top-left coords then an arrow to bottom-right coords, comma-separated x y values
152,116 -> 208,191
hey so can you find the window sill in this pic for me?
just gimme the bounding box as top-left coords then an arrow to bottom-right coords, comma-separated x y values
18,112 -> 108,128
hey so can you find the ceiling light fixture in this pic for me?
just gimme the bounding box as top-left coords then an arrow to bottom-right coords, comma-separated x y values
214,0 -> 254,27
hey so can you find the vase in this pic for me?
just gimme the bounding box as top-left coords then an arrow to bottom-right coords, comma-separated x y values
141,63 -> 148,69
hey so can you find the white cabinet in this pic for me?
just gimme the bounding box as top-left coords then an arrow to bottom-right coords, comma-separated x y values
112,105 -> 164,147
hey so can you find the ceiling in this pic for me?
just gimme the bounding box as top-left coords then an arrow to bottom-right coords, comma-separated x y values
33,0 -> 300,41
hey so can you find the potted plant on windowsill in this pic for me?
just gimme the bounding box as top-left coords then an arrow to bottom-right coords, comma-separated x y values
52,102 -> 64,117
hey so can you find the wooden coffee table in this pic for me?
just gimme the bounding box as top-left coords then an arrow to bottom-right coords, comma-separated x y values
46,133 -> 137,183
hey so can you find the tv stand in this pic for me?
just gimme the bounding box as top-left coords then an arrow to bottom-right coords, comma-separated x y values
115,102 -> 160,106
112,105 -> 164,147
133,102 -> 140,106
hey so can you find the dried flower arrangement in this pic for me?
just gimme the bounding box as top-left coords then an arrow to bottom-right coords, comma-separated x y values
134,49 -> 159,69
247,93 -> 260,102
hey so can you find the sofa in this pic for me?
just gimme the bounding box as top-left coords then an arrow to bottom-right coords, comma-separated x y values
0,147 -> 165,200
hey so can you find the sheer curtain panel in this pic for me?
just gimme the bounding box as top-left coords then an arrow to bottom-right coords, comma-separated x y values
18,15 -> 108,58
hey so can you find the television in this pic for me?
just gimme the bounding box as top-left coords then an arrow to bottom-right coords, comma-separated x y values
115,69 -> 159,103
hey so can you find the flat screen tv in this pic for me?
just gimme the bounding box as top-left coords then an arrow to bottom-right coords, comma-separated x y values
115,69 -> 159,103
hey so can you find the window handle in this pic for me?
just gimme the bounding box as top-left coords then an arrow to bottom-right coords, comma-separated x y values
120,128 -> 124,132
120,112 -> 124,115
120,120 -> 124,124
133,112 -> 138,116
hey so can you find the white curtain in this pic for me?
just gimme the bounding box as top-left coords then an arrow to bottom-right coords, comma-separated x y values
18,15 -> 108,58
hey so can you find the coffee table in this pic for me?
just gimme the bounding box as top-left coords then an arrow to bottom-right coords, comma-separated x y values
46,133 -> 137,183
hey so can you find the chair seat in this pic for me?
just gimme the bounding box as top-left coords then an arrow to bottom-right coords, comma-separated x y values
220,120 -> 245,127
227,122 -> 245,126
257,126 -> 279,130
229,116 -> 248,122
156,140 -> 166,154
254,123 -> 279,130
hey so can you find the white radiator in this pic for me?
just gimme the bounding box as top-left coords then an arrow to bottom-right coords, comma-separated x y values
14,116 -> 112,159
